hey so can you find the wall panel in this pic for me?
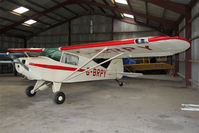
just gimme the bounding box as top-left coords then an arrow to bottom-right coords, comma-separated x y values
0,35 -> 24,51
191,1 -> 199,89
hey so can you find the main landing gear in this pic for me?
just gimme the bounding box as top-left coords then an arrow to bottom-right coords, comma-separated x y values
25,81 -> 66,104
53,91 -> 65,104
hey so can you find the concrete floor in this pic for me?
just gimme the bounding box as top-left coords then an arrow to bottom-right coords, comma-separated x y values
0,74 -> 199,133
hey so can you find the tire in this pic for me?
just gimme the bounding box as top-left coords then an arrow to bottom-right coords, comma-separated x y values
25,86 -> 36,97
53,91 -> 65,104
119,82 -> 123,86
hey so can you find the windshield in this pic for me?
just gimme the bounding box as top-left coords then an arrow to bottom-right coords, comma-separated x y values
40,48 -> 62,61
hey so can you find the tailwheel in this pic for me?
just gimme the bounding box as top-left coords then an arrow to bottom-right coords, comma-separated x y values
119,82 -> 123,86
53,91 -> 65,104
115,79 -> 123,86
25,86 -> 36,97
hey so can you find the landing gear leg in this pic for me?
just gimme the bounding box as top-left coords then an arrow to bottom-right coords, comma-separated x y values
52,82 -> 65,104
115,79 -> 123,86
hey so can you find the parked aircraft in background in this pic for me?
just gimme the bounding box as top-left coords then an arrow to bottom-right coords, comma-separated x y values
7,36 -> 190,104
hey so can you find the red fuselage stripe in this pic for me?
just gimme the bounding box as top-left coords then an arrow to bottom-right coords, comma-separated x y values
29,64 -> 85,72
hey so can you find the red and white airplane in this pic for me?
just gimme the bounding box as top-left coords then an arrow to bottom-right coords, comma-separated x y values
7,36 -> 190,104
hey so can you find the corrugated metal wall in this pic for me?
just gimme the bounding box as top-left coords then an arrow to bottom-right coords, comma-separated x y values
0,35 -> 24,74
28,15 -> 163,47
191,1 -> 199,90
71,15 -> 112,45
0,35 -> 24,51
113,20 -> 163,40
27,23 -> 69,48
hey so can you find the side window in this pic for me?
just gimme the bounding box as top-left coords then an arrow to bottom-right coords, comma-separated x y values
62,53 -> 79,65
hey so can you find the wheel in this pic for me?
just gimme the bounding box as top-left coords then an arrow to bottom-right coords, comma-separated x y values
53,91 -> 65,104
25,86 -> 36,97
119,82 -> 123,86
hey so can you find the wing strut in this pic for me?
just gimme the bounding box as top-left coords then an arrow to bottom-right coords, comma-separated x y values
63,47 -> 108,81
66,52 -> 124,81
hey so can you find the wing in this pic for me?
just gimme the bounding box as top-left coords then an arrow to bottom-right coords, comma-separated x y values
7,48 -> 44,52
7,48 -> 44,57
60,36 -> 190,58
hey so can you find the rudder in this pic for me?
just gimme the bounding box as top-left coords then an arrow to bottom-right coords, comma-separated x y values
107,59 -> 123,79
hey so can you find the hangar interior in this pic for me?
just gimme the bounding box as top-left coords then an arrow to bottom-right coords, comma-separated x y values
0,0 -> 199,133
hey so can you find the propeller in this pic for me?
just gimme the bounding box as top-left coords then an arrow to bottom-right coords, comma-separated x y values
6,52 -> 30,71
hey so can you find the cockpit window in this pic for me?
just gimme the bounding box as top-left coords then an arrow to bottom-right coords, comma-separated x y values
40,48 -> 61,61
61,53 -> 79,65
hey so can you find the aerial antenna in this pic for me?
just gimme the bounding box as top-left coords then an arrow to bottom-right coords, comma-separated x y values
90,11 -> 94,34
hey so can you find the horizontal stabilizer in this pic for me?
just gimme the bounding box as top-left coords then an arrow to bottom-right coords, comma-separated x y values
108,71 -> 143,77
119,72 -> 143,77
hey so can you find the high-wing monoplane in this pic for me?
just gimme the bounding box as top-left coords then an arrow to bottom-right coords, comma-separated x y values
7,36 -> 190,104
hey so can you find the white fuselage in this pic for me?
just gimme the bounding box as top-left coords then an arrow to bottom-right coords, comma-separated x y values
15,53 -> 123,83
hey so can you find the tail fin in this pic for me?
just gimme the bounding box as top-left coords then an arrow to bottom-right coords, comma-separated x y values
107,59 -> 123,79
107,59 -> 143,79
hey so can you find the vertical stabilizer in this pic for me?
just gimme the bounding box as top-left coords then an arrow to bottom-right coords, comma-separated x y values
107,59 -> 123,79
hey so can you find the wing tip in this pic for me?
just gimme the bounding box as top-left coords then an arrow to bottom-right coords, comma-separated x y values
148,36 -> 191,45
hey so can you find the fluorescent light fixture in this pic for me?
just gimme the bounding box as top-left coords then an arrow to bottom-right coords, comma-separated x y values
123,13 -> 134,19
24,19 -> 37,25
13,6 -> 29,14
115,0 -> 128,5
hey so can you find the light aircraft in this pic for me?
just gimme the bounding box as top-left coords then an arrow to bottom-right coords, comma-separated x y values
7,36 -> 190,104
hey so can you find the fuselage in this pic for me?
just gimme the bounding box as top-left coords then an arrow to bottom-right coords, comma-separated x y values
15,50 -> 122,83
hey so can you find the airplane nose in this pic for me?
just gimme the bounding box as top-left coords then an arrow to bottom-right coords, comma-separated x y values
17,64 -> 20,69
15,58 -> 30,72
15,63 -> 22,73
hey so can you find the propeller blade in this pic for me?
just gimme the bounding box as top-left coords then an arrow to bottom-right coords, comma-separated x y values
7,52 -> 30,71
